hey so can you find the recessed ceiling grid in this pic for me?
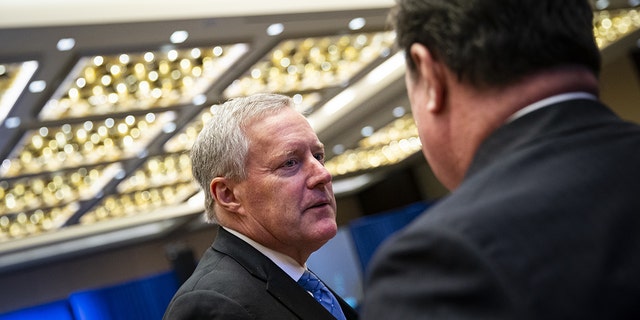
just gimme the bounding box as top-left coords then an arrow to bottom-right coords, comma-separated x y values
0,9 -> 405,242
0,5 -> 639,247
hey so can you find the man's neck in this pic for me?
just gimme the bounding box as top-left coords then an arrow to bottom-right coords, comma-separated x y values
450,66 -> 599,189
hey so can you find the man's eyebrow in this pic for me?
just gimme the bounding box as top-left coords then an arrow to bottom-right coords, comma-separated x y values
283,149 -> 297,156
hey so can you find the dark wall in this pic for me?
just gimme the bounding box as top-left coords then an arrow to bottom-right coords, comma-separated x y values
357,167 -> 424,216
632,47 -> 640,81
0,225 -> 217,314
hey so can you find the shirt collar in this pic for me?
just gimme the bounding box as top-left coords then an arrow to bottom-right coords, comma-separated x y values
507,92 -> 597,123
223,227 -> 306,281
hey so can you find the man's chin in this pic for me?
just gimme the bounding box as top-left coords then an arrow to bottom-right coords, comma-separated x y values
314,219 -> 338,239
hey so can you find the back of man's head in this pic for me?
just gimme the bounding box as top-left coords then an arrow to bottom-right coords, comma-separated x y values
390,0 -> 601,88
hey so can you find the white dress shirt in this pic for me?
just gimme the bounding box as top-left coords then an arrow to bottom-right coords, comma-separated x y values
507,92 -> 597,123
223,227 -> 306,281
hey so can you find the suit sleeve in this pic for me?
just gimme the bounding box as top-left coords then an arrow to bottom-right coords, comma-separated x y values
163,290 -> 253,320
361,224 -> 520,319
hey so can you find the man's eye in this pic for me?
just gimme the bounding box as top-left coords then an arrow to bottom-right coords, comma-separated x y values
283,159 -> 298,167
314,153 -> 325,163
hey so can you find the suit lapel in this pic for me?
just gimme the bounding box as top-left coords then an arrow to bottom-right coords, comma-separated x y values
213,227 -> 353,319
264,264 -> 338,319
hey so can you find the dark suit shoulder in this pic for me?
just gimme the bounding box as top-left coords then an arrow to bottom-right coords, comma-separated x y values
365,103 -> 640,319
176,246 -> 267,299
163,289 -> 253,320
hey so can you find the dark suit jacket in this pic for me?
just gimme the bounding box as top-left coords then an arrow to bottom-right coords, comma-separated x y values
163,227 -> 358,319
363,99 -> 640,319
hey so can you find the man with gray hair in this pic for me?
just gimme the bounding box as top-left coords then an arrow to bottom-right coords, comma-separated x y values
164,93 -> 358,319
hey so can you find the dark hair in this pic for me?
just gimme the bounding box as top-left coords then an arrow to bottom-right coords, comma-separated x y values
389,0 -> 601,88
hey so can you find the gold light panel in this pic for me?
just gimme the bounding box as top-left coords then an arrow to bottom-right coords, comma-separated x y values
164,106 -> 217,153
80,182 -> 198,224
39,44 -> 248,120
1,112 -> 173,178
80,153 -> 197,224
223,31 -> 395,97
0,164 -> 119,215
594,8 -> 640,48
0,203 -> 78,241
326,115 -> 421,177
117,153 -> 193,193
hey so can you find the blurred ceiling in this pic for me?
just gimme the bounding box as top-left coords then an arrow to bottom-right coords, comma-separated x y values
0,0 -> 639,272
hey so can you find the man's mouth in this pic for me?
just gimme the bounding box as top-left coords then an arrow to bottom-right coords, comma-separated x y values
308,202 -> 328,209
306,199 -> 330,210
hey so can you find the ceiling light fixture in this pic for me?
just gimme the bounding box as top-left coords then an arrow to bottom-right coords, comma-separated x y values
56,38 -> 76,51
28,80 -> 47,93
332,144 -> 345,155
163,122 -> 177,133
361,126 -> 374,137
393,106 -> 406,118
266,23 -> 284,36
348,17 -> 366,30
595,0 -> 610,9
192,94 -> 207,106
3,117 -> 20,128
170,30 -> 189,44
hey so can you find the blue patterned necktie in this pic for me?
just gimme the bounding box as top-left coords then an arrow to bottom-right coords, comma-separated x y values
298,270 -> 347,320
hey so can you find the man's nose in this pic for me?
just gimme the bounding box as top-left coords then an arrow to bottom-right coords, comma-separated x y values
307,158 -> 332,188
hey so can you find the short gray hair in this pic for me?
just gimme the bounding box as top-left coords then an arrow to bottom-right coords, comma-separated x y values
190,93 -> 295,222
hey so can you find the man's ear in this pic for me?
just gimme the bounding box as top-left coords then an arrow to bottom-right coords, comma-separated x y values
210,177 -> 242,213
408,43 -> 446,113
